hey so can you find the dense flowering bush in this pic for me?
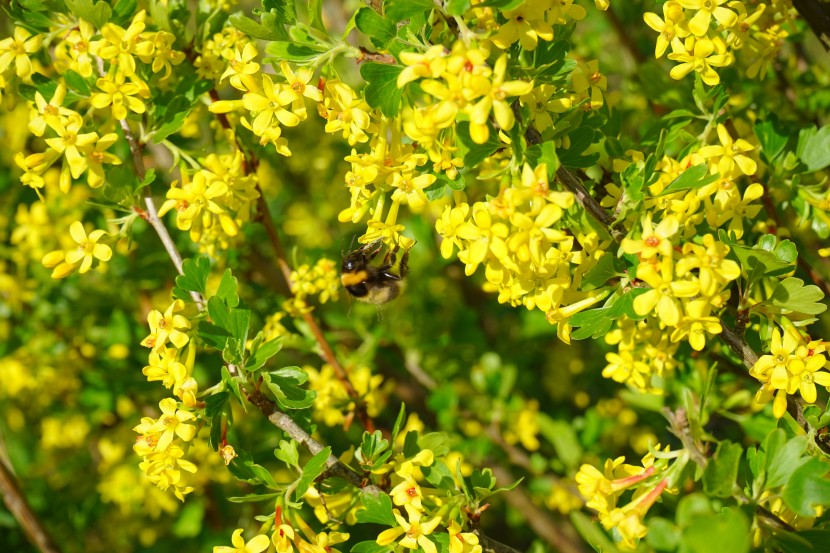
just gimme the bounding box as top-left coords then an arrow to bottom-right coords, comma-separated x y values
2,1 -> 830,552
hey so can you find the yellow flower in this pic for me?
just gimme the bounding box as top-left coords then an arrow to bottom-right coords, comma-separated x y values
698,124 -> 757,178
678,0 -> 738,36
398,45 -> 448,87
29,84 -> 75,137
668,36 -> 732,86
142,348 -> 187,389
221,42 -> 261,91
491,0 -> 554,51
153,397 -> 197,451
97,10 -> 147,76
81,133 -> 122,188
215,529 -> 270,553
140,299 -> 192,351
467,55 -> 534,144
0,26 -> 43,78
62,220 -> 112,275
436,203 -> 471,259
377,505 -> 442,553
91,72 -> 146,120
447,521 -> 481,553
633,258 -> 700,327
44,115 -> 98,185
643,1 -> 690,58
670,298 -> 722,351
621,214 -> 679,259
390,476 -> 424,509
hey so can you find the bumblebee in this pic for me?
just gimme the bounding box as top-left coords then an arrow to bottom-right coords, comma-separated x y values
341,239 -> 410,304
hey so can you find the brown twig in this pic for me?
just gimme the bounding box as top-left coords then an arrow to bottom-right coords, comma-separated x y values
205,90 -> 375,432
663,408 -> 708,469
0,452 -> 60,553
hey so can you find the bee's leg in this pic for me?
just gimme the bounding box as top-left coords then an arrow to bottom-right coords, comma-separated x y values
383,243 -> 400,267
362,239 -> 385,262
399,248 -> 410,278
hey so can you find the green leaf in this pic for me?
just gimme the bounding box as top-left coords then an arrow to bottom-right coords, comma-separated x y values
391,403 -> 406,443
264,41 -> 327,62
360,63 -> 404,117
579,253 -> 619,291
263,368 -> 316,410
766,277 -> 828,316
151,110 -> 190,144
228,452 -> 278,488
525,141 -> 560,177
354,7 -> 396,46
198,321 -> 232,351
229,13 -> 286,41
64,0 -> 111,28
476,0 -> 525,8
445,0 -> 471,16
771,529 -> 830,553
204,391 -> 229,418
683,507 -> 750,553
175,256 -> 210,296
351,541 -> 392,553
246,337 -> 283,372
799,125 -> 830,172
274,439 -> 300,468
647,518 -> 680,551
703,441 -> 743,498
755,117 -> 789,164
294,446 -> 331,501
227,492 -> 282,503
385,0 -> 435,21
422,460 -> 456,490
782,458 -> 830,516
356,430 -> 389,467
731,239 -> 796,289
659,164 -> 719,195
457,121 -> 502,168
766,435 -> 809,489
111,0 -> 137,25
356,492 -> 396,526
215,269 -> 240,307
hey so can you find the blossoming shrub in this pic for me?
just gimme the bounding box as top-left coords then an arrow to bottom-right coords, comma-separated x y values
2,0 -> 830,552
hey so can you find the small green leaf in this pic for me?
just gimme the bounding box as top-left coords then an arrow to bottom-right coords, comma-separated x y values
64,0 -> 112,28
275,439 -> 300,468
782,458 -> 830,516
391,403 -> 406,443
445,0 -> 471,16
63,69 -> 90,96
354,7 -> 396,46
766,435 -> 809,489
246,337 -> 283,372
175,256 -> 210,296
766,277 -> 828,316
360,63 -> 404,117
703,441 -> 743,498
356,492 -> 396,527
215,268 -> 239,307
263,369 -> 316,410
228,492 -> 282,503
264,41 -> 327,62
799,125 -> 830,172
755,117 -> 789,164
385,0 -> 435,21
229,13 -> 286,40
660,164 -> 719,195
351,541 -> 392,553
228,452 -> 278,489
204,391 -> 229,418
294,446 -> 331,501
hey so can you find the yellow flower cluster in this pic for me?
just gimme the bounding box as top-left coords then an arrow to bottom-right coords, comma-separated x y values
398,42 -> 534,145
375,450 -> 482,553
133,397 -> 198,501
139,299 -> 199,406
158,150 -> 259,254
282,257 -> 341,316
602,124 -> 763,390
214,511 -> 350,553
134,300 -> 200,502
576,451 -> 669,549
644,0 -> 797,85
750,327 -> 830,418
491,0 -> 587,51
17,81 -> 121,195
437,162 -> 607,340
306,364 -> 390,427
209,52 -> 321,156
42,220 -> 112,278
